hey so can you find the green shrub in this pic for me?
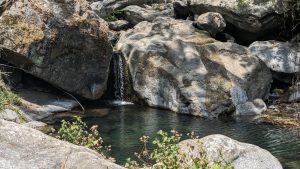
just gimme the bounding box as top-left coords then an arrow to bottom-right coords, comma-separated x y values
56,116 -> 113,160
125,130 -> 234,169
0,87 -> 20,111
0,72 -> 20,111
237,0 -> 249,7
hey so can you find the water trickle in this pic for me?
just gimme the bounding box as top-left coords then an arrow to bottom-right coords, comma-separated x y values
113,53 -> 124,101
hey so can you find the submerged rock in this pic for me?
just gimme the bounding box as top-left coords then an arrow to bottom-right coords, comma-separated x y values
116,17 -> 271,117
173,0 -> 285,42
179,135 -> 283,169
0,0 -> 112,100
0,119 -> 123,169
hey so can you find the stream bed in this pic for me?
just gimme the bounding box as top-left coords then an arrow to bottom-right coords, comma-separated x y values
77,104 -> 300,169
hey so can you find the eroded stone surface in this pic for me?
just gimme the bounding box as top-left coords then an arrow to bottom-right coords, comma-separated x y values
116,17 -> 271,117
0,0 -> 112,99
249,41 -> 300,73
0,119 -> 124,169
179,135 -> 283,169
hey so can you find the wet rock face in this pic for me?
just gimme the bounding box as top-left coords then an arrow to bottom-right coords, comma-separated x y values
179,135 -> 283,169
116,17 -> 272,117
0,119 -> 124,169
0,0 -> 113,100
173,0 -> 285,42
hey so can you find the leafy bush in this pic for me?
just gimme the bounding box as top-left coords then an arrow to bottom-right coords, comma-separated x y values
125,130 -> 233,169
56,116 -> 113,160
0,72 -> 20,111
0,87 -> 20,111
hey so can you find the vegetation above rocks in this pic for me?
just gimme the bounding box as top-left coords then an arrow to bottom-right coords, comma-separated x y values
56,116 -> 113,160
125,130 -> 233,169
0,73 -> 20,111
55,117 -> 234,169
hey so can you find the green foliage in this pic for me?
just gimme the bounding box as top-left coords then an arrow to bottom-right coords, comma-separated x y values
56,116 -> 112,160
151,130 -> 181,168
104,9 -> 127,22
0,72 -> 20,111
0,87 -> 20,111
125,130 -> 234,169
237,0 -> 249,7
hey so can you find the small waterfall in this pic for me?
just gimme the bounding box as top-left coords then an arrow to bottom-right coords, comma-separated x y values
113,53 -> 124,101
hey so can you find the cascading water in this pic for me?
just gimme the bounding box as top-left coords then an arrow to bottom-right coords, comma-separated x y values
113,53 -> 124,101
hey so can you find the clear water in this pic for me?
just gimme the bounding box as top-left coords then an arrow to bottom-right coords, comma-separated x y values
82,105 -> 300,169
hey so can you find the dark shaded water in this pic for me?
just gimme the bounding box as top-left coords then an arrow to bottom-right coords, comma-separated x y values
82,105 -> 300,169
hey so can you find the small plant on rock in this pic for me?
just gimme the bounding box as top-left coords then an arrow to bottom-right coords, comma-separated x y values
125,130 -> 234,169
56,116 -> 113,160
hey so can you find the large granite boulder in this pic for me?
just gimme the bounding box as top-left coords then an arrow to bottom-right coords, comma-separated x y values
90,0 -> 165,18
123,5 -> 174,25
194,12 -> 226,36
179,135 -> 283,169
173,0 -> 285,42
249,41 -> 300,73
0,119 -> 124,169
116,17 -> 272,117
0,0 -> 112,100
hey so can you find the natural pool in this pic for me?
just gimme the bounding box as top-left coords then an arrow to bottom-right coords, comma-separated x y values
75,104 -> 300,169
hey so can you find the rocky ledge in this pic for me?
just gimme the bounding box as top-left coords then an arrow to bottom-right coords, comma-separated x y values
0,119 -> 124,169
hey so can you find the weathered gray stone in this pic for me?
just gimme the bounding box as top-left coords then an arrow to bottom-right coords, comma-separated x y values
249,41 -> 300,73
0,109 -> 30,123
289,91 -> 300,102
0,0 -> 112,100
173,0 -> 285,42
123,5 -> 174,25
116,17 -> 271,117
179,135 -> 283,169
23,120 -> 52,133
109,20 -> 130,31
18,89 -> 79,121
0,119 -> 124,169
235,99 -> 267,115
0,109 -> 19,122
90,0 -> 165,18
194,12 -> 226,36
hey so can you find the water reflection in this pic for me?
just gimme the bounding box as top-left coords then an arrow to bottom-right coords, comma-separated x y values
84,105 -> 300,169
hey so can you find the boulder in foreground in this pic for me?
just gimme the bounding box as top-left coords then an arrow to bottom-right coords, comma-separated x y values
179,134 -> 283,169
0,119 -> 123,169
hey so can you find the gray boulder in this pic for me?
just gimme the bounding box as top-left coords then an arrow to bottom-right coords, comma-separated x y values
18,89 -> 79,121
109,20 -> 131,31
249,41 -> 300,73
194,12 -> 226,36
0,109 -> 30,123
116,17 -> 271,117
90,0 -> 164,18
0,119 -> 124,169
179,135 -> 283,169
0,0 -> 112,100
123,5 -> 174,25
173,0 -> 285,42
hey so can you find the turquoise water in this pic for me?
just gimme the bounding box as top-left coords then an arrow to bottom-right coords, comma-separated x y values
81,105 -> 300,168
